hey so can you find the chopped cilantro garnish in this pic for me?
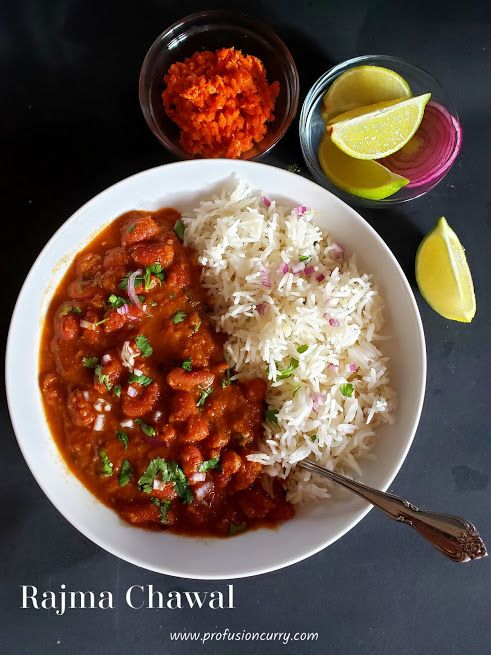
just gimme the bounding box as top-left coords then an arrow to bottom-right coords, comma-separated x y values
60,304 -> 82,316
199,457 -> 220,472
82,356 -> 98,369
113,384 -> 122,398
99,449 -> 113,476
118,459 -> 132,486
135,334 -> 153,357
95,364 -> 112,391
228,522 -> 247,536
299,255 -> 311,263
116,431 -> 128,449
276,358 -> 299,380
150,497 -> 172,524
310,435 -> 318,442
297,344 -> 308,353
128,223 -> 136,233
221,368 -> 232,388
182,358 -> 192,372
128,373 -> 153,387
197,387 -> 213,407
143,262 -> 165,290
134,418 -> 156,437
171,310 -> 186,324
138,457 -> 192,504
265,408 -> 279,425
339,383 -> 354,398
174,219 -> 185,242
107,294 -> 126,309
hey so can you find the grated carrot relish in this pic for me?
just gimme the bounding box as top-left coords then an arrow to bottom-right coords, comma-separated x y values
162,47 -> 279,159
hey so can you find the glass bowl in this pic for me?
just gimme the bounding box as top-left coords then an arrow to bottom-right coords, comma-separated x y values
299,55 -> 460,208
139,10 -> 299,161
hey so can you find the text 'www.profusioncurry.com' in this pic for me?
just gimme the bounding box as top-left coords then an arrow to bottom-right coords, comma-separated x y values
169,630 -> 319,645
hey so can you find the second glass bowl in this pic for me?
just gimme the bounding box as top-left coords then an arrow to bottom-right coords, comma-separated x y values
299,55 -> 460,208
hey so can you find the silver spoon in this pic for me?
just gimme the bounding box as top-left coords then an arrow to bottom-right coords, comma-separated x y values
298,459 -> 487,562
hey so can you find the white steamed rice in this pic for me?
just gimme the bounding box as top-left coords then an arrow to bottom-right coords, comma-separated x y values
182,178 -> 395,503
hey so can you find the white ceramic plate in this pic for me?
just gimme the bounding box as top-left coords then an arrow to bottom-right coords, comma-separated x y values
6,160 -> 426,579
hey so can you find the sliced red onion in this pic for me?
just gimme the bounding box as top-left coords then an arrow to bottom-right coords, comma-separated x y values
101,353 -> 112,364
348,362 -> 358,372
80,319 -> 96,330
116,304 -> 130,315
262,196 -> 272,208
381,101 -> 463,188
127,269 -> 143,310
276,262 -> 289,275
194,481 -> 213,500
260,266 -> 271,288
256,303 -> 268,315
127,385 -> 138,398
189,472 -> 206,484
316,273 -> 326,282
304,265 -> 315,276
291,261 -> 305,274
311,392 -> 325,412
296,206 -> 307,216
328,317 -> 340,327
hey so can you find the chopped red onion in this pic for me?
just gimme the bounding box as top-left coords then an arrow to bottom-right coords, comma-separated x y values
127,269 -> 143,310
348,363 -> 358,372
256,303 -> 268,315
79,319 -> 96,330
276,262 -> 289,275
116,304 -> 130,315
152,479 -> 168,491
262,196 -> 272,208
127,385 -> 138,398
291,261 -> 305,274
296,206 -> 307,216
119,418 -> 134,428
327,363 -> 339,373
304,265 -> 315,276
101,353 -> 112,364
93,415 -> 105,431
260,266 -> 271,288
144,436 -> 162,445
189,472 -> 206,484
329,318 -> 340,327
194,481 -> 213,500
311,392 -> 325,412
316,273 -> 325,282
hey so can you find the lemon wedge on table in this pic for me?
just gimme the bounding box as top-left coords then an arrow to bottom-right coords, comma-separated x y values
328,93 -> 431,160
323,65 -> 412,120
416,217 -> 476,322
318,134 -> 409,200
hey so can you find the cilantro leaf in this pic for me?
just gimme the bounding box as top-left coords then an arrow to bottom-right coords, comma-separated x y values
116,431 -> 128,449
199,457 -> 220,472
107,294 -> 126,309
299,255 -> 311,263
171,310 -> 186,324
95,364 -> 112,391
150,497 -> 171,525
118,459 -> 132,486
113,385 -> 122,398
276,358 -> 299,380
134,418 -> 156,437
128,373 -> 153,387
128,223 -> 136,234
339,383 -> 354,398
99,449 -> 113,476
182,358 -> 192,372
174,219 -> 185,242
143,263 -> 165,290
310,435 -> 318,442
265,408 -> 279,425
197,387 -> 213,407
135,334 -> 153,357
297,344 -> 308,353
138,458 -> 192,504
82,356 -> 99,369
228,522 -> 247,536
60,304 -> 82,316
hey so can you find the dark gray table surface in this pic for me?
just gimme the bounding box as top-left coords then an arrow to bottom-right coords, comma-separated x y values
1,1 -> 490,653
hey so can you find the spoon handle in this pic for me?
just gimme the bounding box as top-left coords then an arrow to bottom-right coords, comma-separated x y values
299,459 -> 487,562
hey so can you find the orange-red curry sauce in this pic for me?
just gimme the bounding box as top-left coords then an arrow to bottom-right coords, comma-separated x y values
39,209 -> 293,536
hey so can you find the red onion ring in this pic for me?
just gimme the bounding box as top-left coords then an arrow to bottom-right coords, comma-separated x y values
127,269 -> 143,311
381,101 -> 462,188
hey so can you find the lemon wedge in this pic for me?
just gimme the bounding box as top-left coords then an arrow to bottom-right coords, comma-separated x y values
416,217 -> 476,322
318,134 -> 409,200
323,65 -> 412,121
328,93 -> 431,160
